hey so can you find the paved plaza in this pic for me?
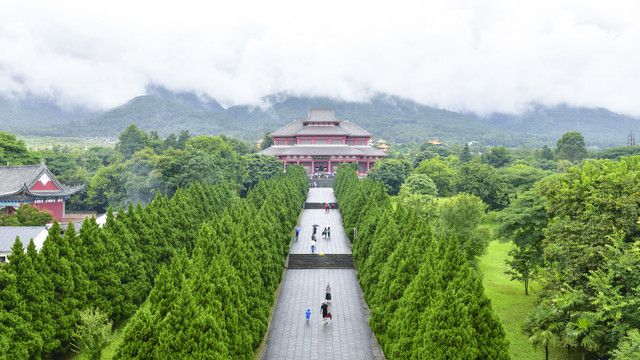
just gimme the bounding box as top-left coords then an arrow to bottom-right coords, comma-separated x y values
260,188 -> 385,360
305,187 -> 337,203
290,208 -> 351,255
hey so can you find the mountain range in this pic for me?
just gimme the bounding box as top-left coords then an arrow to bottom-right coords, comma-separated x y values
1,87 -> 638,148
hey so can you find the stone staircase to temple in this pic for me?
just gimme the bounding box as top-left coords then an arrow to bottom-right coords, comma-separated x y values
287,254 -> 355,269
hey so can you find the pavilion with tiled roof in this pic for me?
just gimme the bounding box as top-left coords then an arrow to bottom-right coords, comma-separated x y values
0,160 -> 84,222
259,109 -> 388,175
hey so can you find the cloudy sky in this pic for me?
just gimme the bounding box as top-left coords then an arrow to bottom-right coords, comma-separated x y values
1,0 -> 639,116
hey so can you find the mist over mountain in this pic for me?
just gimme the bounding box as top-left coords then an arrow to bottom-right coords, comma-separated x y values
1,88 -> 638,148
473,104 -> 639,148
0,93 -> 98,134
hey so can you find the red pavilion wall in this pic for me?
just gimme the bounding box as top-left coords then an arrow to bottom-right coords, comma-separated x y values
32,202 -> 64,222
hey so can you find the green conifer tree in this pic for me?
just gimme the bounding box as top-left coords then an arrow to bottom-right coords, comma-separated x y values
38,221 -> 82,356
112,309 -> 161,360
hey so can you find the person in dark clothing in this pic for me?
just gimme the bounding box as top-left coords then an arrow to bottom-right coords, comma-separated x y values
325,283 -> 331,303
313,226 -> 317,235
321,301 -> 329,324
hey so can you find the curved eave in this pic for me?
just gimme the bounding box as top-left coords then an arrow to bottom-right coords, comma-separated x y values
30,184 -> 85,197
0,184 -> 85,200
258,145 -> 388,158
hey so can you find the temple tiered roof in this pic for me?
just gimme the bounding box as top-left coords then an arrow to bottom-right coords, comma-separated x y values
270,109 -> 372,137
259,109 -> 387,174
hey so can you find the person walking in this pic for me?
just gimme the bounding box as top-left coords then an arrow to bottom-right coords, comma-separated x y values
321,301 -> 329,325
324,204 -> 328,213
322,227 -> 327,238
311,235 -> 317,253
327,226 -> 331,238
325,283 -> 331,303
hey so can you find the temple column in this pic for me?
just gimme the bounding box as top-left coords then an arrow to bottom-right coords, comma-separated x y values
312,160 -> 315,173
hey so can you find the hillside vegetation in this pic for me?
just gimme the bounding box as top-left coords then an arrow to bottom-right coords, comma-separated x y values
2,89 -> 638,148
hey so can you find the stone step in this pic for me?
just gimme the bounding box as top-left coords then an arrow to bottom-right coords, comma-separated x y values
303,202 -> 339,209
287,254 -> 355,269
309,178 -> 335,187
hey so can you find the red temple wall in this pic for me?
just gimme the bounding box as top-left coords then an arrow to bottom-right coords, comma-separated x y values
32,202 -> 64,222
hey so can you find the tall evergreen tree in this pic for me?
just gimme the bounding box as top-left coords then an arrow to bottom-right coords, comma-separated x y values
38,221 -> 83,356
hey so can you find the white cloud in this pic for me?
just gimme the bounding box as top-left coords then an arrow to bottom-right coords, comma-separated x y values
1,0 -> 640,116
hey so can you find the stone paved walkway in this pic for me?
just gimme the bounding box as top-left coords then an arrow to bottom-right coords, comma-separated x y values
290,209 -> 351,255
261,188 -> 385,360
305,188 -> 337,203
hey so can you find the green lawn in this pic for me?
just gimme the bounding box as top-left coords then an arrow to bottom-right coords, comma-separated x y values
17,135 -> 115,151
479,240 -> 567,360
67,299 -> 149,360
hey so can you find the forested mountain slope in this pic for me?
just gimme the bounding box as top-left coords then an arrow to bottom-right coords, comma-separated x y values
2,89 -> 639,148
0,93 -> 97,133
474,104 -> 638,148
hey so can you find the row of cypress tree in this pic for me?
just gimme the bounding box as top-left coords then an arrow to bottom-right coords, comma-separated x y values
113,165 -> 308,359
334,164 -> 511,359
0,182 -> 237,359
0,163 -> 307,359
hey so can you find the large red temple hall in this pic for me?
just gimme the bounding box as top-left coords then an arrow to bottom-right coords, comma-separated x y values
259,109 -> 388,175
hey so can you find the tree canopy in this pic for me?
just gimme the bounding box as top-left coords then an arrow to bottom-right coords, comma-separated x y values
0,205 -> 52,226
555,131 -> 588,163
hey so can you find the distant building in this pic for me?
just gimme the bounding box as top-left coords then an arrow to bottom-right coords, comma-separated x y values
428,140 -> 443,146
0,226 -> 48,262
377,143 -> 391,151
259,109 -> 388,175
0,160 -> 84,222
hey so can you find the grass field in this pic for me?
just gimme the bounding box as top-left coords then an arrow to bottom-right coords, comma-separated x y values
67,299 -> 149,360
479,240 -> 568,360
17,135 -> 115,151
